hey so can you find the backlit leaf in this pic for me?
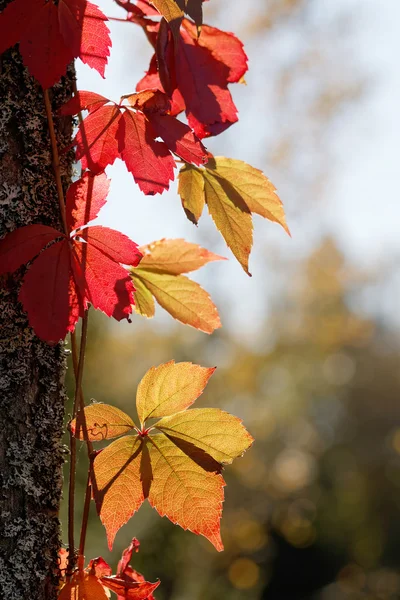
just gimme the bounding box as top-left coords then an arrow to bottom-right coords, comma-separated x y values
136,361 -> 215,424
132,277 -> 155,318
93,436 -> 145,550
203,169 -> 253,275
156,408 -> 254,464
138,238 -> 224,274
71,403 -> 135,441
133,270 -> 221,334
177,157 -> 289,274
147,434 -> 225,551
58,571 -> 108,600
89,362 -> 252,550
131,238 -> 223,333
178,163 -> 205,224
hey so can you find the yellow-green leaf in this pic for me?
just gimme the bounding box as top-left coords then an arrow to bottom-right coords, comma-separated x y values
203,170 -> 253,275
156,408 -> 254,464
134,270 -> 221,334
70,403 -> 135,441
133,275 -> 155,318
93,435 -> 144,550
136,360 -> 215,424
207,157 -> 290,234
138,238 -> 225,274
147,433 -> 224,551
178,163 -> 205,224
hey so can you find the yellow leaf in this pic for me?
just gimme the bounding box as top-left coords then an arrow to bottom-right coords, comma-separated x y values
147,433 -> 225,551
178,164 -> 205,224
93,436 -> 145,550
156,408 -> 254,464
133,275 -> 155,318
207,157 -> 290,234
134,270 -> 221,334
70,403 -> 135,441
136,360 -> 215,424
138,238 -> 225,274
203,170 -> 253,275
178,157 -> 289,274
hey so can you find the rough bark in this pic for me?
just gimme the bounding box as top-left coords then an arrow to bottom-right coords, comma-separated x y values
0,37 -> 74,600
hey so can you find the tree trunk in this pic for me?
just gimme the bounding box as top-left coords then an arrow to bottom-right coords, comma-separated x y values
0,37 -> 74,600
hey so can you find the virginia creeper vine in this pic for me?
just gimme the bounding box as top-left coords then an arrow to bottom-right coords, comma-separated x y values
0,0 -> 291,597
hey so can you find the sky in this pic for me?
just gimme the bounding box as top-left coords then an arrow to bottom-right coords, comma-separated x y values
75,0 -> 400,334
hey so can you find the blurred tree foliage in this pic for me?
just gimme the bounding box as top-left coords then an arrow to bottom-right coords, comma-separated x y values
63,238 -> 400,599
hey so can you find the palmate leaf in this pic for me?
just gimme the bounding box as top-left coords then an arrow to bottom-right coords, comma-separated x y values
0,172 -> 142,343
70,361 -> 253,551
0,0 -> 110,88
131,238 -> 224,333
136,17 -> 248,138
178,157 -> 290,274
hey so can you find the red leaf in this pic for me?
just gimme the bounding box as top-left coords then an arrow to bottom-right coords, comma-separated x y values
71,240 -> 136,321
83,226 -> 142,266
137,19 -> 248,138
60,90 -> 110,115
183,20 -> 247,83
117,539 -> 140,577
0,174 -> 141,342
147,113 -> 208,165
0,0 -> 110,88
118,110 -> 175,195
19,240 -> 72,344
20,1 -> 73,91
63,0 -> 111,77
0,225 -> 60,275
76,104 -> 121,172
101,575 -> 160,600
87,557 -> 113,578
66,172 -> 111,231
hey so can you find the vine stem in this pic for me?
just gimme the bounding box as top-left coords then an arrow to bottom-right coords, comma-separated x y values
43,86 -> 93,572
43,89 -> 68,235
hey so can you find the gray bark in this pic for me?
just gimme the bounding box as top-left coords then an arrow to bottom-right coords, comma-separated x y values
0,37 -> 74,600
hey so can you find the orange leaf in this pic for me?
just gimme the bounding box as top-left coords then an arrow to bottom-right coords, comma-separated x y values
147,434 -> 225,551
133,271 -> 221,334
87,362 -> 252,551
70,403 -> 135,441
136,361 -> 215,424
58,572 -> 108,600
93,436 -> 145,550
131,238 -> 223,333
138,238 -> 225,274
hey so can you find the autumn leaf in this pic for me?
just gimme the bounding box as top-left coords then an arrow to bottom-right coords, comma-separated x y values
130,238 -> 223,333
60,89 -> 208,195
60,543 -> 159,600
72,362 -> 253,550
178,163 -> 205,224
0,0 -> 111,88
0,172 -> 142,343
58,571 -> 108,600
177,157 -> 290,274
136,18 -> 248,138
71,403 -> 136,441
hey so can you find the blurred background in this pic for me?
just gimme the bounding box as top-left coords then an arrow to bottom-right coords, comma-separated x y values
61,0 -> 400,598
